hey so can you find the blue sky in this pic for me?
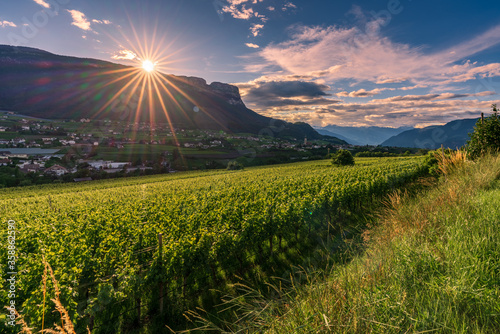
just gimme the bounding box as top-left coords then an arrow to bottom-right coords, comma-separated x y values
1,0 -> 500,127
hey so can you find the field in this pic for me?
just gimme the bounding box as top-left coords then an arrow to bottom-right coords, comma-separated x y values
222,154 -> 500,333
0,157 -> 426,333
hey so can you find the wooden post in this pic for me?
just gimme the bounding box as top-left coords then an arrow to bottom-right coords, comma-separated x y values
481,113 -> 485,151
158,233 -> 163,315
441,144 -> 447,179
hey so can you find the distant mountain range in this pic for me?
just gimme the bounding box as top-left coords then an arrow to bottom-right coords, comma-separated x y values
0,45 -> 345,143
381,118 -> 479,149
315,125 -> 413,145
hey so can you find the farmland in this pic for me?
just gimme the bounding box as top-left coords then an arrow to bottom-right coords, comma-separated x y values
0,157 -> 426,332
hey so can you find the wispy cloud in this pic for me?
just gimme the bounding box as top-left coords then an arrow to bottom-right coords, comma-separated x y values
234,10 -> 500,128
250,23 -> 264,37
66,10 -> 92,31
249,21 -> 500,87
33,0 -> 50,9
0,20 -> 16,28
337,88 -> 392,98
282,2 -> 297,11
256,97 -> 498,128
245,43 -> 260,48
92,19 -> 112,25
112,49 -> 138,60
222,0 -> 257,20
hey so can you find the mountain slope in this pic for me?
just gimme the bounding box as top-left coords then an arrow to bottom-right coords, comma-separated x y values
381,118 -> 479,149
0,45 -> 341,142
315,125 -> 412,145
315,128 -> 354,144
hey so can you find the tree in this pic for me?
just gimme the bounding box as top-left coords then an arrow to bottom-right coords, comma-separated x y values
227,161 -> 243,170
331,149 -> 355,166
467,104 -> 500,159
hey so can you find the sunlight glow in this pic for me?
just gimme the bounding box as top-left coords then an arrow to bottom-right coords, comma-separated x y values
94,20 -> 226,167
142,60 -> 155,72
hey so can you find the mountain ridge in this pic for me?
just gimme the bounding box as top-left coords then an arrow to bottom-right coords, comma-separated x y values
381,118 -> 479,149
0,45 -> 344,143
314,125 -> 413,145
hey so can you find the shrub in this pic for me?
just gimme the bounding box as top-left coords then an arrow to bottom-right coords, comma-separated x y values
467,104 -> 500,159
227,161 -> 243,170
331,149 -> 355,166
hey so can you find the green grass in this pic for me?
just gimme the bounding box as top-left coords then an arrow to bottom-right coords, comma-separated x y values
203,155 -> 500,333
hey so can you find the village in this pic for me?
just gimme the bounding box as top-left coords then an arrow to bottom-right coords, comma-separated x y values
0,113 -> 356,187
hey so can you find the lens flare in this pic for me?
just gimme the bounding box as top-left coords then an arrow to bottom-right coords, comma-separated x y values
142,60 -> 155,72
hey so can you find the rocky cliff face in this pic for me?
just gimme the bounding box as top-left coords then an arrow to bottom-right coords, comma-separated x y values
209,82 -> 245,107
174,76 -> 245,107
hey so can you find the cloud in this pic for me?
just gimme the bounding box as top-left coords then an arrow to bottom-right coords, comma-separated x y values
337,88 -> 389,98
237,80 -> 340,108
255,97 -> 338,108
92,19 -> 112,25
66,10 -> 92,31
250,23 -> 264,37
282,2 -> 297,11
33,0 -> 50,9
235,7 -> 500,128
223,2 -> 256,20
256,98 -> 498,128
245,43 -> 260,48
240,80 -> 331,98
374,91 -> 497,103
247,21 -> 500,88
0,20 -> 16,28
112,50 -> 138,60
222,0 -> 268,22
235,18 -> 500,127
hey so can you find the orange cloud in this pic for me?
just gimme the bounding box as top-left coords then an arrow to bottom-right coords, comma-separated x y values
66,10 -> 92,31
33,0 -> 50,8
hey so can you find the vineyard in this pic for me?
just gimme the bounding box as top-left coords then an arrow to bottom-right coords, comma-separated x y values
1,157 -> 426,333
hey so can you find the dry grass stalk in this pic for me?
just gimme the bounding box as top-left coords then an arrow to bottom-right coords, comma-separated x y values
13,258 -> 78,334
44,259 -> 76,334
436,149 -> 468,176
2,306 -> 34,333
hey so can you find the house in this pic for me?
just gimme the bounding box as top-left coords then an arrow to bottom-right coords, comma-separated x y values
0,127 -> 7,132
21,164 -> 42,173
87,160 -> 109,169
44,165 -> 69,176
107,162 -> 130,169
0,158 -> 11,166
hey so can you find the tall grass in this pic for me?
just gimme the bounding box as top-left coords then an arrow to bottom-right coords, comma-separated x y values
11,257 -> 81,334
200,153 -> 500,333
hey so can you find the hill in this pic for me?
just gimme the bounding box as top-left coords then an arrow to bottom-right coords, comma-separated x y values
0,45 -> 342,142
315,125 -> 412,145
381,118 -> 479,149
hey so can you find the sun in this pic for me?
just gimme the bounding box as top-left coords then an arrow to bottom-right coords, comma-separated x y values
142,60 -> 155,73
